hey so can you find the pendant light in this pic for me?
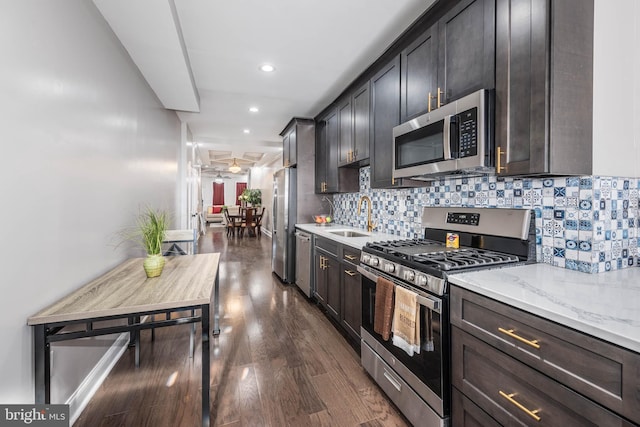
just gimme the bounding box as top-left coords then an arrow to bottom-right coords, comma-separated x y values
228,158 -> 242,174
214,172 -> 224,183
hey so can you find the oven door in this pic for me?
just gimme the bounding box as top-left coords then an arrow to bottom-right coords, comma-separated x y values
359,264 -> 449,417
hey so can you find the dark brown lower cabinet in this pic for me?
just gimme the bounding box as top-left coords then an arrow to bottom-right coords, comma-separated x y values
341,246 -> 361,342
452,388 -> 501,427
450,286 -> 640,426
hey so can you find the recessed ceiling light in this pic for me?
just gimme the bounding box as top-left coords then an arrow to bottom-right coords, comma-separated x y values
243,129 -> 250,134
259,63 -> 275,73
249,106 -> 259,113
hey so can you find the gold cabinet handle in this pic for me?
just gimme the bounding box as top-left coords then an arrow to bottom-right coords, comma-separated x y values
499,391 -> 541,422
344,270 -> 357,276
428,92 -> 434,112
496,146 -> 506,173
344,254 -> 358,261
498,327 -> 540,349
437,87 -> 443,108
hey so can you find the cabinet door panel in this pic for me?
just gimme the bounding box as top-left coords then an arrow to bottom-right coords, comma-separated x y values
341,266 -> 361,341
438,0 -> 495,104
314,252 -> 327,304
401,27 -> 438,121
495,0 -> 548,174
289,128 -> 297,167
283,133 -> 291,167
325,256 -> 340,320
370,56 -> 401,189
338,99 -> 352,166
452,388 -> 501,427
315,118 -> 327,193
352,81 -> 370,162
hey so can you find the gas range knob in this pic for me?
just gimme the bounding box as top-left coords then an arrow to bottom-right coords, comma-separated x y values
370,257 -> 379,266
404,270 -> 415,282
384,263 -> 396,273
362,254 -> 371,264
416,274 -> 428,287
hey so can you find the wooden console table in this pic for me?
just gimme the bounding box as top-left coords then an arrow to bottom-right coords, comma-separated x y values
27,253 -> 221,427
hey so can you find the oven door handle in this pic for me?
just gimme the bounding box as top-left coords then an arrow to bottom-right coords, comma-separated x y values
357,265 -> 440,312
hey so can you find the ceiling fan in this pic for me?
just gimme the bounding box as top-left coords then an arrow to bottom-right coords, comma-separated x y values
213,169 -> 232,183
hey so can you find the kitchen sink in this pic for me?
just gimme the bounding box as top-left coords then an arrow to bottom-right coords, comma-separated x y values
328,230 -> 369,238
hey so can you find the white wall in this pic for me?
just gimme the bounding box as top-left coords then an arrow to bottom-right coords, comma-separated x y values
201,173 -> 248,207
0,0 -> 181,410
593,0 -> 640,176
249,157 -> 282,234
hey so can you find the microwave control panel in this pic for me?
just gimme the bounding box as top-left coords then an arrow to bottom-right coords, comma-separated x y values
457,107 -> 478,158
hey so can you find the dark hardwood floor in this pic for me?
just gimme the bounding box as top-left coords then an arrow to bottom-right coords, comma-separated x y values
75,226 -> 410,427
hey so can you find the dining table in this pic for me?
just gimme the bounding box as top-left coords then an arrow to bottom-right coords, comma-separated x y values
227,208 -> 262,237
27,253 -> 221,427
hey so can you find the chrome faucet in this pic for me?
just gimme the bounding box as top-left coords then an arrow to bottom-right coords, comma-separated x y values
357,195 -> 376,232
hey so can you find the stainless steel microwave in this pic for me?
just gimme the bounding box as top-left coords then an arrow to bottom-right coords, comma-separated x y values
392,89 -> 494,180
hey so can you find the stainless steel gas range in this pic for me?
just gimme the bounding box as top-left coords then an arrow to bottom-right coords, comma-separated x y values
358,207 -> 536,427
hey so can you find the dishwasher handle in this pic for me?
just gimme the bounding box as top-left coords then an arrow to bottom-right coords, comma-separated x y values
295,231 -> 311,242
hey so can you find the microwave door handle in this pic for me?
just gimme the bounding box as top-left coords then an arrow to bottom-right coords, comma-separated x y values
442,115 -> 453,160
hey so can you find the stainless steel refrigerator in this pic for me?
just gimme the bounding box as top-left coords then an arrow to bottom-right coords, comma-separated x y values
272,168 -> 297,283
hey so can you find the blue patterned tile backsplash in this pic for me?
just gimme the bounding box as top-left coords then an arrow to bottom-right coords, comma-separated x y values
332,167 -> 640,274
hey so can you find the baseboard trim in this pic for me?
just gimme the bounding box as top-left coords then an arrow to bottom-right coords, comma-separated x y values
262,228 -> 272,238
66,332 -> 129,425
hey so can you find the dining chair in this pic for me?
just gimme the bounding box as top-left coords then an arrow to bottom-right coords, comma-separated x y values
240,207 -> 256,237
254,206 -> 265,236
223,208 -> 238,237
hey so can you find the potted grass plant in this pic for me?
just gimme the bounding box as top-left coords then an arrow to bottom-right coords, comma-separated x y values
128,207 -> 169,278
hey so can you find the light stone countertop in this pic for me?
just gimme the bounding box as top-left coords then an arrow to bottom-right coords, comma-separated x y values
295,223 -> 403,249
448,263 -> 640,353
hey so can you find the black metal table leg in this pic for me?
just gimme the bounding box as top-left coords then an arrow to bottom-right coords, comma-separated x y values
34,324 -> 50,404
134,315 -> 140,367
201,304 -> 210,427
213,272 -> 220,336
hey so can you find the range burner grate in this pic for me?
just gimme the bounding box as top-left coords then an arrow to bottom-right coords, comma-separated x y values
412,248 -> 519,271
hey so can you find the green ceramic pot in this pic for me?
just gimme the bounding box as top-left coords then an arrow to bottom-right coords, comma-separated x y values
143,254 -> 165,278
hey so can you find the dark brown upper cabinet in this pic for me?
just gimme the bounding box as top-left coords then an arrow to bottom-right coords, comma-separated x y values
370,56 -> 401,189
401,26 -> 438,122
282,125 -> 296,168
337,97 -> 353,166
437,0 -> 496,105
315,110 -> 358,194
370,56 -> 422,189
401,0 -> 495,122
280,118 -> 314,168
495,0 -> 593,176
338,81 -> 371,167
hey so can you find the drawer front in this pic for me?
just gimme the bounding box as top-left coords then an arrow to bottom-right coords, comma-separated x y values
314,237 -> 338,257
450,286 -> 640,423
452,328 -> 633,427
452,387 -> 501,427
342,247 -> 361,266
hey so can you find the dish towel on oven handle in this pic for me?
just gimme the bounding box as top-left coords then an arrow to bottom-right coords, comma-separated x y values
374,276 -> 395,341
392,285 -> 421,356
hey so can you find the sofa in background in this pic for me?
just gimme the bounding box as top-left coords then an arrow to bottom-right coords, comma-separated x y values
205,205 -> 240,223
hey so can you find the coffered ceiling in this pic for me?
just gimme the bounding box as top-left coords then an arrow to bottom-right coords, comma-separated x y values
93,0 -> 438,175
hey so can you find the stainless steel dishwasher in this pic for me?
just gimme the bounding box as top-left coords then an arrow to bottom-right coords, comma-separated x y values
294,230 -> 312,297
